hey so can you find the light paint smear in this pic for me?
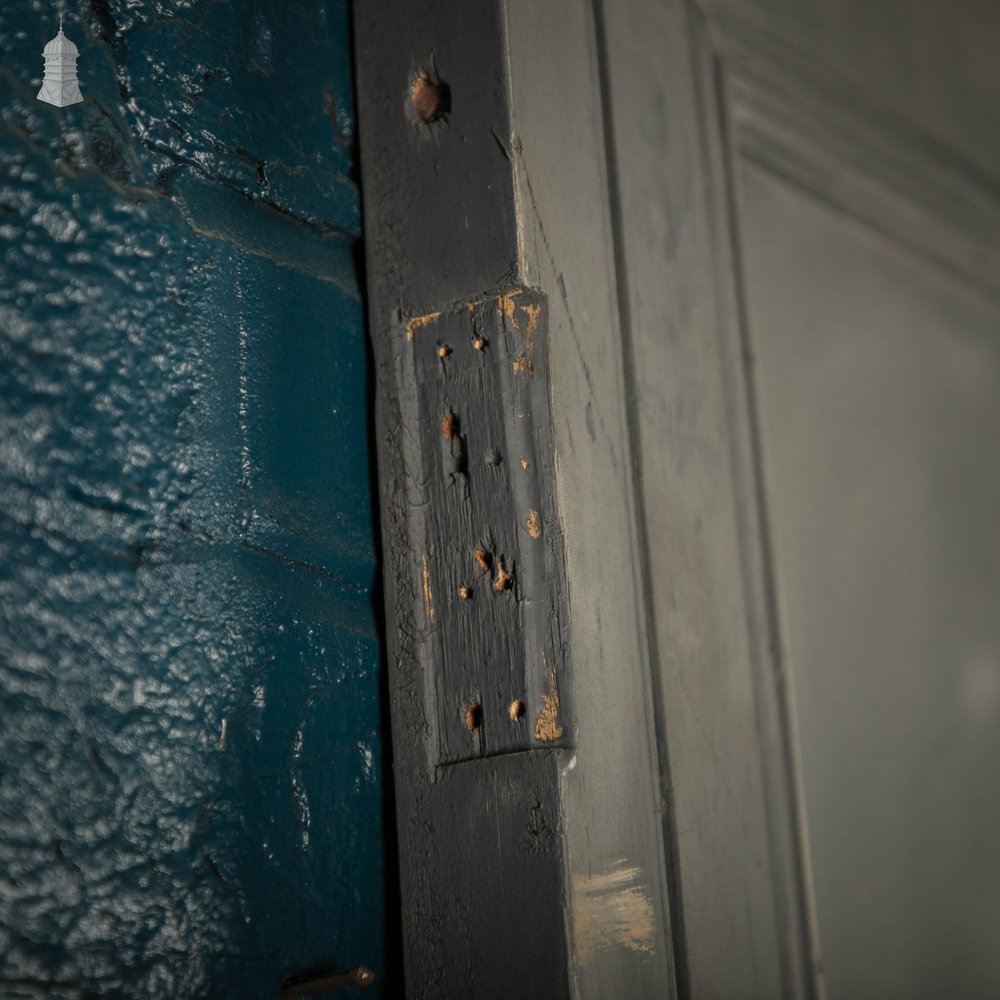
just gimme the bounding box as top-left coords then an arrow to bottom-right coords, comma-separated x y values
572,861 -> 656,966
422,553 -> 435,623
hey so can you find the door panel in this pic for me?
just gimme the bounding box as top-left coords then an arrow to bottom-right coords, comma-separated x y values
600,0 -> 1000,997
740,164 -> 1000,999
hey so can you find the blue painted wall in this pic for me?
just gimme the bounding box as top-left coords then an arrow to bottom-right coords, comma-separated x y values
0,2 -> 392,997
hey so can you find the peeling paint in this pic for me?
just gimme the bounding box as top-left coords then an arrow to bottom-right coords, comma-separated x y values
526,509 -> 541,539
406,309 -> 442,341
534,662 -> 564,741
498,288 -> 522,328
572,862 -> 657,966
512,354 -> 535,378
521,302 -> 541,346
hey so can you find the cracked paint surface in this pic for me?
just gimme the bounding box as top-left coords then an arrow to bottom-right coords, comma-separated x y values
0,2 -> 389,998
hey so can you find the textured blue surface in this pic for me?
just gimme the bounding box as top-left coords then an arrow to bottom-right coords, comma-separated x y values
0,2 -> 389,997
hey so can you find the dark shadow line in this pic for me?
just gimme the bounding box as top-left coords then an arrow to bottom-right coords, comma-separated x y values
349,0 -> 405,992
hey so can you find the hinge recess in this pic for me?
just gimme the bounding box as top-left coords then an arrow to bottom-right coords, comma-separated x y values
400,287 -> 572,767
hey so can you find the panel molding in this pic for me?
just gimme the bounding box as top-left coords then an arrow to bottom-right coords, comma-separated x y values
704,4 -> 1000,294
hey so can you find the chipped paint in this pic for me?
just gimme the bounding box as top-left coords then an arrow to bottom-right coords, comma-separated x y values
520,302 -> 541,347
572,861 -> 657,966
422,554 -> 435,623
399,287 -> 570,763
498,288 -> 522,328
526,509 -> 541,539
512,354 -> 535,378
534,662 -> 564,741
406,309 -> 442,341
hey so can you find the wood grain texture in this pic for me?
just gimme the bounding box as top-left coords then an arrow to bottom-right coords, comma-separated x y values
400,289 -> 572,765
354,4 -> 574,997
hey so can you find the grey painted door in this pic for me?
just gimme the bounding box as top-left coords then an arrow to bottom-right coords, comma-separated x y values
353,1 -> 999,996
600,1 -> 1000,998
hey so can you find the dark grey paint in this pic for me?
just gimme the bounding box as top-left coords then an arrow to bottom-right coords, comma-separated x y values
354,5 -> 574,997
400,291 -> 572,766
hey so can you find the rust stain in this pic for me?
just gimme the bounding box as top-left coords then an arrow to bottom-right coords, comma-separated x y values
441,411 -> 459,440
405,310 -> 441,341
572,862 -> 656,966
422,554 -> 435,624
498,289 -> 522,328
512,354 -> 534,378
494,558 -> 513,592
526,509 -> 541,539
534,661 -> 564,741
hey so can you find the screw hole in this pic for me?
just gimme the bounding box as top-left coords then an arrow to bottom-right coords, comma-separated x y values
465,703 -> 483,731
509,700 -> 526,722
410,69 -> 451,125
